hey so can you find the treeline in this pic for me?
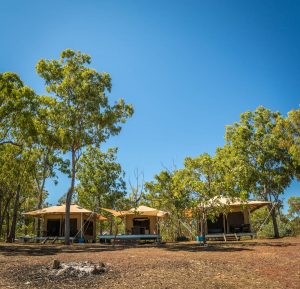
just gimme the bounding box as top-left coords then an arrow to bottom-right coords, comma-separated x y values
0,49 -> 299,243
0,49 -> 133,243
143,106 -> 300,239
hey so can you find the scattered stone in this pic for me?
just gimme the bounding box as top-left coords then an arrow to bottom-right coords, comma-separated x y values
49,261 -> 107,278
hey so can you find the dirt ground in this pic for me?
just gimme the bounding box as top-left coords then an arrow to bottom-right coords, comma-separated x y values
0,237 -> 299,289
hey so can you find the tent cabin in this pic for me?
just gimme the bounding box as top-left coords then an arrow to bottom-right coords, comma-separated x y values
24,204 -> 107,242
203,197 -> 272,241
99,205 -> 168,242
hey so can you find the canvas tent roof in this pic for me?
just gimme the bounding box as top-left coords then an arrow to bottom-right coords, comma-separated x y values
24,204 -> 107,220
205,197 -> 271,212
101,205 -> 168,218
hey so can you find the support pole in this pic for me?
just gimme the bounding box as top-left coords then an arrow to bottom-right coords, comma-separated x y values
124,215 -> 126,234
59,216 -> 62,237
248,209 -> 252,233
80,213 -> 83,239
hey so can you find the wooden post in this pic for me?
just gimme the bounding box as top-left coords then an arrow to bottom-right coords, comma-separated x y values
59,216 -> 62,237
80,213 -> 83,239
124,215 -> 126,234
248,209 -> 252,233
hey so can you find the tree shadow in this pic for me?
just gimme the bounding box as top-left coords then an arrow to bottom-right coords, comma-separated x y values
0,243 -> 132,257
157,243 -> 253,252
235,240 -> 298,248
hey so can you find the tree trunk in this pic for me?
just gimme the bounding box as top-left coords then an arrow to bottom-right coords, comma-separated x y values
264,186 -> 279,238
0,192 -> 2,238
6,210 -> 10,239
0,197 -> 10,238
199,209 -> 206,244
36,191 -> 44,237
269,204 -> 279,238
65,149 -> 76,245
109,215 -> 113,235
6,184 -> 21,243
36,174 -> 46,237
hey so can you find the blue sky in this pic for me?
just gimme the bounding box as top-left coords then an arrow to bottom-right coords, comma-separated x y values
1,0 -> 299,209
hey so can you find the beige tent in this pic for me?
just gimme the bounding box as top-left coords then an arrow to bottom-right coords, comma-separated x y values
202,197 -> 271,237
101,205 -> 168,235
24,204 -> 107,241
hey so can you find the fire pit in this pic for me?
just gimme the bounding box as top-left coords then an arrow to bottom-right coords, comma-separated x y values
49,260 -> 107,278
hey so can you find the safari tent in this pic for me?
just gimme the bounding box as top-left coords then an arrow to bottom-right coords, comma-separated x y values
100,205 -> 168,241
203,197 -> 272,240
24,204 -> 107,242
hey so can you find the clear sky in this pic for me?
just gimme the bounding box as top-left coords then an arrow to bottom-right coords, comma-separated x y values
1,0 -> 299,209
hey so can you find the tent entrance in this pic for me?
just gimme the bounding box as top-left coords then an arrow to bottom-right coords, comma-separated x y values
61,219 -> 78,237
84,221 -> 93,236
132,218 -> 150,235
207,214 -> 225,234
47,219 -> 60,236
227,212 -> 248,233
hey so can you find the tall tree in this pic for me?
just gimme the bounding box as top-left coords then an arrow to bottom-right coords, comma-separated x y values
225,106 -> 295,237
36,49 -> 133,244
0,72 -> 43,242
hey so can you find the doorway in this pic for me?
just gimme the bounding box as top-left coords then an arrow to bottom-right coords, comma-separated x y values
132,218 -> 150,234
207,214 -> 225,234
47,219 -> 60,236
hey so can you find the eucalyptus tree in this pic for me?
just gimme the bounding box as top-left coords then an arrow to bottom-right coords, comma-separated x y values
0,145 -> 37,242
182,153 -> 224,240
30,145 -> 69,236
145,169 -> 191,240
76,146 -> 126,211
36,49 -> 133,244
225,106 -> 296,237
0,72 -> 43,241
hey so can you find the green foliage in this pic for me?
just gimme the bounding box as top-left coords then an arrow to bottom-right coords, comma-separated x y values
288,196 -> 300,218
36,49 -> 133,151
225,106 -> 298,237
225,106 -> 294,200
251,207 -> 297,238
145,169 -> 192,240
0,49 -> 133,243
36,49 -> 133,243
76,146 -> 126,210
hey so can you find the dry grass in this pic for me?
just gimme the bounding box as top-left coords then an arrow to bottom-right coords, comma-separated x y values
0,237 -> 299,289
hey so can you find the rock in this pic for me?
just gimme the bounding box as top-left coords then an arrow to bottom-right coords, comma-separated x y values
91,264 -> 106,275
52,259 -> 61,269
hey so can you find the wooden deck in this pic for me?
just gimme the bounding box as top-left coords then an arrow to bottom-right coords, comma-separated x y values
98,234 -> 161,241
205,232 -> 256,241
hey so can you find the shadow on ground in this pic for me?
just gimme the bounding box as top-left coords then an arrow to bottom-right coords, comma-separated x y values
159,243 -> 253,252
0,238 -> 297,256
0,244 -> 130,256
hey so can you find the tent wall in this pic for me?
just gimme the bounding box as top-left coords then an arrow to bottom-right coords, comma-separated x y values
42,213 -> 97,241
124,215 -> 158,235
206,208 -> 251,234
